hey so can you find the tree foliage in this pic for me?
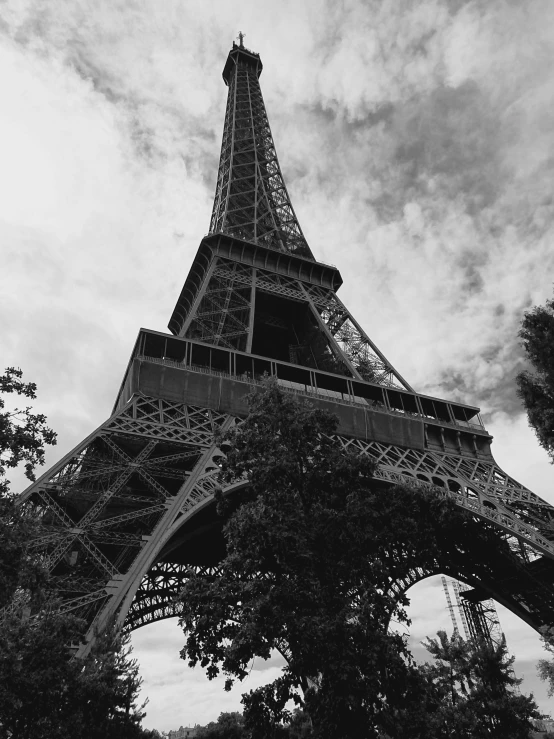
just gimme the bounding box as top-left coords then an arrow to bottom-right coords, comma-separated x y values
516,297 -> 554,462
282,709 -> 313,738
0,612 -> 152,739
196,712 -> 246,739
192,708 -> 313,739
0,366 -> 57,489
411,631 -> 538,738
0,493 -> 47,609
178,381 -> 408,738
537,625 -> 554,697
177,381 -> 520,738
0,367 -> 154,738
0,367 -> 57,606
515,298 -> 554,706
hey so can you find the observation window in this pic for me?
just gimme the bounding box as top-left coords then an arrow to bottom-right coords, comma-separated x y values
352,381 -> 385,406
211,347 -> 230,373
143,332 -> 166,358
190,343 -> 210,370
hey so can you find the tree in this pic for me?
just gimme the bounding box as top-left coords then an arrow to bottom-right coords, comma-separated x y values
196,712 -> 246,738
410,631 -> 539,738
537,625 -> 554,696
177,381 -> 508,739
0,366 -> 57,489
194,709 -> 312,739
0,367 -> 57,606
516,297 -> 554,462
515,298 -> 554,706
282,708 -> 313,738
73,625 -> 151,739
0,610 -> 150,739
0,367 -> 154,738
178,380 -> 404,738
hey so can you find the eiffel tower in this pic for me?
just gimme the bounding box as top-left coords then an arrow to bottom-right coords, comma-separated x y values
17,37 -> 554,657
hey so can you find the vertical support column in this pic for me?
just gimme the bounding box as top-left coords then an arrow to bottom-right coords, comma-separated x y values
246,268 -> 257,353
177,259 -> 218,338
303,291 -> 361,379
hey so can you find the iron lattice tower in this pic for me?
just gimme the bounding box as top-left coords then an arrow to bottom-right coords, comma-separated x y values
442,576 -> 504,648
12,40 -> 554,655
442,577 -> 520,691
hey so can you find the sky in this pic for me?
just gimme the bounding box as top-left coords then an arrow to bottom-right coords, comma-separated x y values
2,0 -> 554,731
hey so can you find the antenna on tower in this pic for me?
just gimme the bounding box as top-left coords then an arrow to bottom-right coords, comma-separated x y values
237,31 -> 245,48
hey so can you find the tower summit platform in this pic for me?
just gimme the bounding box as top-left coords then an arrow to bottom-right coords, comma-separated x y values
222,39 -> 263,84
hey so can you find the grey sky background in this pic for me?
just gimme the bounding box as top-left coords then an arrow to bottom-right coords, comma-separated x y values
2,0 -> 554,731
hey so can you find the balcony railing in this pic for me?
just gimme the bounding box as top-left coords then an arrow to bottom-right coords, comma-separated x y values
116,328 -> 486,435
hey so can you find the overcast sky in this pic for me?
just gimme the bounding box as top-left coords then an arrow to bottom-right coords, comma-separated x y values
2,0 -> 554,731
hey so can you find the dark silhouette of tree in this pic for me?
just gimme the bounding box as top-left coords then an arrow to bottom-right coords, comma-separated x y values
537,626 -> 554,696
515,298 -> 554,704
0,366 -> 154,739
196,711 -> 246,738
192,709 -> 315,738
516,296 -> 554,462
411,631 -> 539,738
0,367 -> 56,606
282,709 -> 313,738
178,381 -> 521,738
0,366 -> 57,488
0,612 -> 153,739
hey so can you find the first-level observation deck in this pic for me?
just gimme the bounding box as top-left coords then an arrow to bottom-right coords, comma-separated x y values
114,329 -> 491,459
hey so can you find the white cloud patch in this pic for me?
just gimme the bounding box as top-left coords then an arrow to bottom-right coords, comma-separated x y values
131,619 -> 285,732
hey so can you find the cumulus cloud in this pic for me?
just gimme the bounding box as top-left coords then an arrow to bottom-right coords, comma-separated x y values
266,0 -> 554,420
132,619 -> 286,732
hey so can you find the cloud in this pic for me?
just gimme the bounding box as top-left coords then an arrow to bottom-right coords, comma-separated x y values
265,0 -> 554,418
131,619 -> 285,732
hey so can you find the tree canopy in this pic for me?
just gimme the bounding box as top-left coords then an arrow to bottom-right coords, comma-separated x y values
0,367 -> 57,606
0,366 -> 57,491
515,296 -> 554,716
516,296 -> 554,462
0,366 -> 155,739
412,631 -> 538,738
0,611 -> 153,739
177,380 -> 532,738
176,630 -> 539,739
537,626 -> 554,697
196,711 -> 246,739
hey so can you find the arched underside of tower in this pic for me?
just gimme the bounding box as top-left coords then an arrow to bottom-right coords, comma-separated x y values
12,382 -> 554,656
122,474 -> 554,638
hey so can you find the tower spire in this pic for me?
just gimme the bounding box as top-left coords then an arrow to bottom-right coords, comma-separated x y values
210,43 -> 313,259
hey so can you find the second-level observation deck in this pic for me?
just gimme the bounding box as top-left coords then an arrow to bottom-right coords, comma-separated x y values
169,233 -> 341,337
115,327 -> 490,460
